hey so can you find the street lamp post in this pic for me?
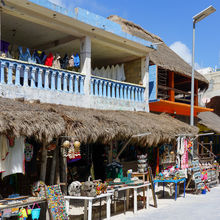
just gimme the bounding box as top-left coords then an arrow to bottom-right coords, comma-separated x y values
190,5 -> 216,126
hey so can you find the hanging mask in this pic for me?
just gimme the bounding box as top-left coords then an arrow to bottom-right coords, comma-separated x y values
24,143 -> 33,162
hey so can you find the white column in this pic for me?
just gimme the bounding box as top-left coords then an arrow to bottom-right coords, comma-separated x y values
88,199 -> 93,220
106,195 -> 111,220
80,36 -> 91,97
141,55 -> 150,112
133,188 -> 137,214
147,185 -> 149,209
65,199 -> 70,215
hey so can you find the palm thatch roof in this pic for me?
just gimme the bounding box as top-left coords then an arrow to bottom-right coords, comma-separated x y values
198,111 -> 220,133
108,15 -> 208,90
0,97 -> 198,146
0,98 -> 66,143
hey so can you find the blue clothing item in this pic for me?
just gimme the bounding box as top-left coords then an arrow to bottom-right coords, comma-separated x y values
0,40 -> 9,53
28,50 -> 37,64
18,46 -> 31,62
35,51 -> 47,65
74,53 -> 80,67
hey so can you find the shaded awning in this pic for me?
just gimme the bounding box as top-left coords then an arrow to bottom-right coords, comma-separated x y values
149,99 -> 213,116
198,111 -> 220,134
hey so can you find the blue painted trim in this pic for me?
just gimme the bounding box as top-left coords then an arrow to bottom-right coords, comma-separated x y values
107,82 -> 111,98
31,67 -> 36,88
15,64 -> 21,86
23,65 -> 29,87
74,75 -> 79,94
28,0 -> 156,49
80,76 -> 84,94
7,62 -> 13,85
0,61 -> 6,84
149,99 -> 160,103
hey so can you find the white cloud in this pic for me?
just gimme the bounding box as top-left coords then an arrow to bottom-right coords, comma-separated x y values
48,0 -> 64,7
170,41 -> 200,69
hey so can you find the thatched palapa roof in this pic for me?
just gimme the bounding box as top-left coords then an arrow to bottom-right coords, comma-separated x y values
0,97 -> 198,146
108,15 -> 208,90
198,111 -> 220,134
0,98 -> 65,143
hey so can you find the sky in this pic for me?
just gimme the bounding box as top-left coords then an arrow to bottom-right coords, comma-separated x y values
49,0 -> 219,70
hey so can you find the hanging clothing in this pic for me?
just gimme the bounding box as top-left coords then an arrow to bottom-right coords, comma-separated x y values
68,55 -> 74,68
44,53 -> 54,67
35,51 -> 47,65
74,53 -> 80,67
28,50 -> 37,64
181,139 -> 189,169
106,66 -> 111,79
52,54 -> 61,69
118,64 -> 126,81
18,47 -> 31,62
100,67 -> 105,77
60,54 -> 69,69
0,40 -> 10,54
0,135 -> 9,173
2,137 -> 25,179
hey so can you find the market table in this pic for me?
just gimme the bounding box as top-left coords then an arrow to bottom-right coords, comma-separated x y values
0,197 -> 47,219
108,182 -> 151,214
65,192 -> 113,220
153,178 -> 186,201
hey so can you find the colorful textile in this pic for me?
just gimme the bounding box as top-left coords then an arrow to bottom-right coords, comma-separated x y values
181,139 -> 188,169
45,185 -> 68,220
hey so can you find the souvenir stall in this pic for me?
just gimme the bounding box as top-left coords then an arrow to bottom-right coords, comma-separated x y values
61,138 -> 153,219
0,135 -> 48,219
153,136 -> 195,200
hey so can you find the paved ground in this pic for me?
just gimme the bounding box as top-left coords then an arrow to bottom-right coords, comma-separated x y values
111,185 -> 220,220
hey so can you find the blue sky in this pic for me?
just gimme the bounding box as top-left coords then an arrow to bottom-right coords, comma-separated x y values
50,0 -> 219,70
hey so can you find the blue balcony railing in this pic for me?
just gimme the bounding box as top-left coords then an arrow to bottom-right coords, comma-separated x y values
90,76 -> 145,102
0,57 -> 85,94
0,58 -> 146,104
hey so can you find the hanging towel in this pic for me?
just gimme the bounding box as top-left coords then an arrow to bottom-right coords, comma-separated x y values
114,64 -> 120,81
2,137 -> 25,178
110,65 -> 116,80
100,67 -> 105,78
106,66 -> 111,79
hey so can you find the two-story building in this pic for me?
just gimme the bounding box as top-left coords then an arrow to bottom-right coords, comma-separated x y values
108,15 -> 213,124
0,0 -> 202,210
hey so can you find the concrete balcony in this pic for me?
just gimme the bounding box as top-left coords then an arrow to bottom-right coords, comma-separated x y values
0,57 -> 148,112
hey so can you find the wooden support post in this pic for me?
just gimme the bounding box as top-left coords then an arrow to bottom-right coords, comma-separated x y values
60,150 -> 68,195
55,146 -> 60,184
40,143 -> 48,182
108,142 -> 113,163
194,79 -> 198,106
168,71 -> 175,102
50,142 -> 58,185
